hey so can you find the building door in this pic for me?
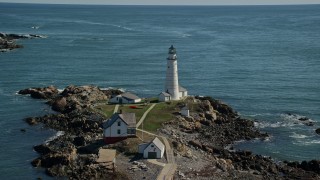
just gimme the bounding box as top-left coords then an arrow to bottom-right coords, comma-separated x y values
148,152 -> 157,159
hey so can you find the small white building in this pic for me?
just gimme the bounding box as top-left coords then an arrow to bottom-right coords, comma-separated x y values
103,112 -> 136,144
180,106 -> 190,117
158,92 -> 171,102
109,92 -> 141,104
179,86 -> 188,98
138,137 -> 165,159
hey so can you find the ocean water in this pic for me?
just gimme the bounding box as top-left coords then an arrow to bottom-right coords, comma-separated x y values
0,3 -> 320,178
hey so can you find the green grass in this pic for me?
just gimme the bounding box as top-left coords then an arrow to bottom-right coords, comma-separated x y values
136,130 -> 157,142
117,104 -> 151,120
140,101 -> 180,132
94,104 -> 116,118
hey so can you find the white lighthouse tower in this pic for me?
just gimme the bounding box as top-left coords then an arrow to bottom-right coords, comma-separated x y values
159,45 -> 188,102
165,45 -> 180,100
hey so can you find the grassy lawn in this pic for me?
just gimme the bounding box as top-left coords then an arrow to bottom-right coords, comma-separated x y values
94,104 -> 116,118
118,104 -> 151,120
140,101 -> 181,133
136,130 -> 157,142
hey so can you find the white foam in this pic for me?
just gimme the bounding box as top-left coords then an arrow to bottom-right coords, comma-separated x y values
254,121 -> 295,128
109,24 -> 134,31
289,132 -> 309,139
73,20 -> 104,26
182,33 -> 192,37
45,131 -> 64,144
293,139 -> 320,146
281,113 -> 314,122
99,87 -> 125,92
247,113 -> 273,117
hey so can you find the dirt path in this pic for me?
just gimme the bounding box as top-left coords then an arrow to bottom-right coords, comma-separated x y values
113,104 -> 119,113
136,103 -> 157,127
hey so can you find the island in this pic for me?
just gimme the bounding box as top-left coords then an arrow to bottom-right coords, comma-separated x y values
0,32 -> 45,52
19,85 -> 320,179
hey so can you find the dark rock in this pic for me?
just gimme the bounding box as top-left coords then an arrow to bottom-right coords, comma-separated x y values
305,122 -> 314,126
188,140 -> 202,149
34,144 -> 52,155
101,89 -> 123,98
25,117 -> 38,125
19,86 -> 58,99
52,97 -> 67,112
73,136 -> 86,146
31,158 -> 42,167
1,33 -> 44,52
39,153 -> 71,168
298,117 -> 309,121
316,128 -> 320,135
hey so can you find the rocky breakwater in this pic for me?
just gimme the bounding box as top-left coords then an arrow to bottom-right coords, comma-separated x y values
160,96 -> 320,179
20,85 -> 127,179
0,32 -> 45,52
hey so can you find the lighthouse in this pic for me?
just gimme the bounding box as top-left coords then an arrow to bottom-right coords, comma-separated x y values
165,45 -> 180,100
159,45 -> 188,102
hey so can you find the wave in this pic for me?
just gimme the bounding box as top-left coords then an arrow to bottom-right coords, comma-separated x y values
182,33 -> 192,38
254,121 -> 297,128
255,113 -> 317,129
280,113 -> 315,122
72,20 -> 104,26
247,113 -> 273,117
289,132 -> 310,139
45,131 -> 64,144
293,139 -> 320,146
108,24 -> 134,31
57,89 -> 64,93
100,87 -> 126,92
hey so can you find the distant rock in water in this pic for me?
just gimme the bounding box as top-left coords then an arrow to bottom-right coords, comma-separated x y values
0,32 -> 46,52
316,128 -> 320,135
18,86 -> 59,99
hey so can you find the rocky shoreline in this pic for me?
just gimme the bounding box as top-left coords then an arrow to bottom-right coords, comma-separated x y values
0,32 -> 45,52
19,85 -> 320,179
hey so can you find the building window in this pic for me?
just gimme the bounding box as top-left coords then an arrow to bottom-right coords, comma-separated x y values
151,145 -> 154,148
127,129 -> 136,134
118,121 -> 121,126
117,129 -> 121,134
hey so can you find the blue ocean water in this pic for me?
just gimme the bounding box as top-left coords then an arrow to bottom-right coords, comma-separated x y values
0,3 -> 319,178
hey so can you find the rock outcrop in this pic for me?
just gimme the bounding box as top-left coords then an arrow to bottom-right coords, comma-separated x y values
20,85 -> 122,178
0,33 -> 45,52
161,96 -> 320,179
18,86 -> 59,99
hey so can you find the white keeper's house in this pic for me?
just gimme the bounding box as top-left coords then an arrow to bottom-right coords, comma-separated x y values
138,137 -> 165,159
103,112 -> 137,144
109,92 -> 141,104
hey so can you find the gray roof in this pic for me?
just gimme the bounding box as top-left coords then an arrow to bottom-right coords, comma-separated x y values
179,86 -> 187,92
121,92 -> 140,100
104,113 -> 136,128
151,137 -> 165,150
159,92 -> 171,97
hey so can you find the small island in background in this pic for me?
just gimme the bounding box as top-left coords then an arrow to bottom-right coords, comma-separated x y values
0,32 -> 45,52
